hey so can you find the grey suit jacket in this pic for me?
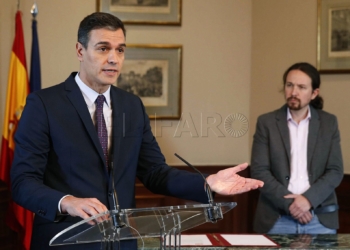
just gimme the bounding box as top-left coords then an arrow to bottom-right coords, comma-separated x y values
250,105 -> 343,233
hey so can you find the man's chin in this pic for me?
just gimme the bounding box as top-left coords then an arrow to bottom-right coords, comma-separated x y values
287,104 -> 301,110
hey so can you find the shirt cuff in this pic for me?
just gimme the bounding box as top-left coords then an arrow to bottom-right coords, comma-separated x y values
58,194 -> 71,214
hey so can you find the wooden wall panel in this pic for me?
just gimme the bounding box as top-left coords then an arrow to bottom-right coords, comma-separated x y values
134,166 -> 350,234
1,169 -> 350,249
0,181 -> 20,250
336,174 -> 350,233
134,166 -> 252,234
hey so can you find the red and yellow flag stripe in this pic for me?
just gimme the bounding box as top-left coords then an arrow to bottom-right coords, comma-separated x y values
0,11 -> 33,250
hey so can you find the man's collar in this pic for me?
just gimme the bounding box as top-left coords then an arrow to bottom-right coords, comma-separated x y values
75,73 -> 111,107
287,105 -> 311,122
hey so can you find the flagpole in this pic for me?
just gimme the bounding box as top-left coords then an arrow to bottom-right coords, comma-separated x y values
30,2 -> 41,92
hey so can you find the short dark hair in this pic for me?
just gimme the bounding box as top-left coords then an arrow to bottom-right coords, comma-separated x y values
283,62 -> 323,109
78,12 -> 126,49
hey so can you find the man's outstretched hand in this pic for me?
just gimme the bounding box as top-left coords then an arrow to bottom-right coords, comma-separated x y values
206,163 -> 264,195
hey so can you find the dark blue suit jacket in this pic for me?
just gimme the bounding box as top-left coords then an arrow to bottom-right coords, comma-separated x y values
11,72 -> 208,249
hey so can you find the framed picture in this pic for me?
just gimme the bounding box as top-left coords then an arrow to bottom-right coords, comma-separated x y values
317,0 -> 350,73
97,0 -> 181,25
117,44 -> 182,119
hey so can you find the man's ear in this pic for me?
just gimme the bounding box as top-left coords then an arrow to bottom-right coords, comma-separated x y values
76,42 -> 84,62
311,88 -> 320,100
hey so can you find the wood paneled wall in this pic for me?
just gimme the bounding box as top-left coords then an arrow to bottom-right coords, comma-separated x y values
135,166 -> 253,234
336,174 -> 350,233
0,182 -> 20,250
1,167 -> 350,249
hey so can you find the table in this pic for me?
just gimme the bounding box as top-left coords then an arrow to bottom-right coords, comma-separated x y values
138,234 -> 350,249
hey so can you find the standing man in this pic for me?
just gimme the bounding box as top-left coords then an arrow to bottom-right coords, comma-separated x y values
10,12 -> 263,249
251,62 -> 343,234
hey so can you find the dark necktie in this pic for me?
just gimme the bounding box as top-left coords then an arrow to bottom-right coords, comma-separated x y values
95,95 -> 109,169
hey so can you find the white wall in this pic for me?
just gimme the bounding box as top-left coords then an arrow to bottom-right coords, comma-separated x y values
3,0 -> 348,172
0,0 -> 252,166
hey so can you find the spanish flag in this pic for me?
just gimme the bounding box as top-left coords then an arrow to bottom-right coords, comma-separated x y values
0,11 -> 33,250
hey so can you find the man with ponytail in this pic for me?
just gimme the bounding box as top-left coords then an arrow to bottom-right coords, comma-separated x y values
251,62 -> 343,234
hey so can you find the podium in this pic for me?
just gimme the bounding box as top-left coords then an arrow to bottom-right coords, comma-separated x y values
49,202 -> 236,249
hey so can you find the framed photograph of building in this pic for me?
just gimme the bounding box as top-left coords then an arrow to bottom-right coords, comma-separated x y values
97,0 -> 182,25
117,44 -> 182,119
317,0 -> 350,73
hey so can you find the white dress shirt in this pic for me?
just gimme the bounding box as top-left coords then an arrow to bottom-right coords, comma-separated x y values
287,106 -> 311,195
75,73 -> 113,151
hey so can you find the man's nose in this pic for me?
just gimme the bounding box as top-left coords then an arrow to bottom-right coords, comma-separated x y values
108,51 -> 118,64
291,86 -> 298,96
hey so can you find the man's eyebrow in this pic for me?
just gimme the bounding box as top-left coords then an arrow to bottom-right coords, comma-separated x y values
286,82 -> 308,87
94,41 -> 126,47
94,41 -> 110,47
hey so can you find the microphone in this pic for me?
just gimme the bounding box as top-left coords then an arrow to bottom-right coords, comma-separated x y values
110,160 -> 125,228
174,153 -> 221,222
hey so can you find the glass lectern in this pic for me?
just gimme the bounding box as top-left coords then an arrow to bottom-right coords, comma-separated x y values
49,202 -> 236,249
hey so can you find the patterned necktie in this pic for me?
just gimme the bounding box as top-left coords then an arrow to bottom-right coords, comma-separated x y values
95,95 -> 109,169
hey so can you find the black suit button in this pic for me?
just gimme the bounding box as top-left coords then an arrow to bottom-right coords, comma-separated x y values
285,176 -> 290,180
109,192 -> 113,196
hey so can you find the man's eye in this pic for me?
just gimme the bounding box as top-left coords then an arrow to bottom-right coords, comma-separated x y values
118,47 -> 125,53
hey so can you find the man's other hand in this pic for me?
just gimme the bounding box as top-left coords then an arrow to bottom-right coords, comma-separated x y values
206,163 -> 264,195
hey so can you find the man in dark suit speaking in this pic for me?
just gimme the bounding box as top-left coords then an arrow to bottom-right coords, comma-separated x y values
251,62 -> 343,234
10,12 -> 263,249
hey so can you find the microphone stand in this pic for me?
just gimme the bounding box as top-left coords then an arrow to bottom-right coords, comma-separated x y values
174,153 -> 220,222
110,160 -> 126,229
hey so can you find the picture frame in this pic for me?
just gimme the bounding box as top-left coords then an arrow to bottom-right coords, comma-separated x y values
97,0 -> 181,25
317,0 -> 350,74
117,44 -> 182,119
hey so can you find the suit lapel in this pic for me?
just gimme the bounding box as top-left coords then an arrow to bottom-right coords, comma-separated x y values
64,73 -> 108,177
110,86 -> 125,184
276,106 -> 291,163
307,107 -> 320,168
